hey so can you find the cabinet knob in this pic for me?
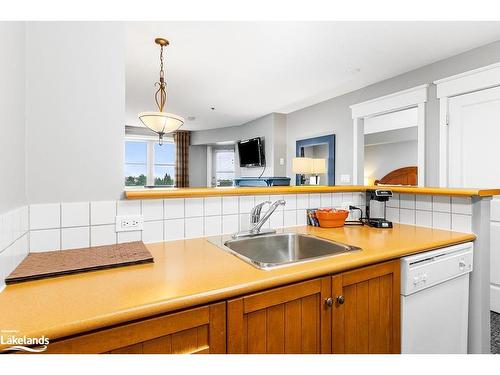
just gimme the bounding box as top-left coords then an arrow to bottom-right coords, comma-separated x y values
336,295 -> 345,305
325,297 -> 333,307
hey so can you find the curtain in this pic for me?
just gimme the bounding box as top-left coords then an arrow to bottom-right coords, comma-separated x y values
173,130 -> 190,187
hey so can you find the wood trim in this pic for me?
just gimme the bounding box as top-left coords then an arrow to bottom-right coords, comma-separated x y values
45,305 -> 210,354
342,261 -> 397,286
331,274 -> 344,353
319,277 -> 332,353
227,299 -> 245,354
242,278 -> 322,314
208,302 -> 226,354
124,185 -> 500,199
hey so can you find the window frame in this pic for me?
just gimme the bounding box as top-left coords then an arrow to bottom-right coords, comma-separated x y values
124,135 -> 176,188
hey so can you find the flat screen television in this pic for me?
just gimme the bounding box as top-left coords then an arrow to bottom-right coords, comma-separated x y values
237,137 -> 266,167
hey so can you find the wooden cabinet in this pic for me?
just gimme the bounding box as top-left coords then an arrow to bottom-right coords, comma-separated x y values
331,260 -> 400,354
42,260 -> 400,355
227,277 -> 332,353
45,302 -> 226,354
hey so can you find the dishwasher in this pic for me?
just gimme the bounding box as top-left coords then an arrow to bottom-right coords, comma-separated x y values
401,242 -> 473,354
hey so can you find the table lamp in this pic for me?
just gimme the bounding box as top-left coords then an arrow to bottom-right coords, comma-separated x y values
310,158 -> 326,185
292,157 -> 312,185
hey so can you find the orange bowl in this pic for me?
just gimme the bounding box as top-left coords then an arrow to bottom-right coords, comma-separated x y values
315,209 -> 349,228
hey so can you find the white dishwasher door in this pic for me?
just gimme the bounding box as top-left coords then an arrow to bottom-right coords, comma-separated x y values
401,242 -> 473,354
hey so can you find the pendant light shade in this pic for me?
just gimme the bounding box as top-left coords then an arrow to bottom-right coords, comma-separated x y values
138,112 -> 184,141
138,38 -> 184,144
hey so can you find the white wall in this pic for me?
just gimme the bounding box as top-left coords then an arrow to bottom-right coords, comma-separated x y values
286,40 -> 500,186
25,22 -> 126,204
0,22 -> 26,213
364,140 -> 418,181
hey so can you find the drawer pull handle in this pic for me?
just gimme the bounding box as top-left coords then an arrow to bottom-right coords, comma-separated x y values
336,295 -> 345,305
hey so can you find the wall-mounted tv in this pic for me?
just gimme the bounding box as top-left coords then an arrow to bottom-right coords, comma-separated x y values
237,137 -> 266,168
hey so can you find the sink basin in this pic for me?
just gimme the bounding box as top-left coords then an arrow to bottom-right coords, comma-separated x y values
209,233 -> 361,269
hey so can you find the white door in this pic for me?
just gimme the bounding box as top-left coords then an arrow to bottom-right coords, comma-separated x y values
448,85 -> 500,312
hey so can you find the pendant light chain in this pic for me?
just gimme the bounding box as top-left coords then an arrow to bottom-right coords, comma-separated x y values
155,43 -> 167,112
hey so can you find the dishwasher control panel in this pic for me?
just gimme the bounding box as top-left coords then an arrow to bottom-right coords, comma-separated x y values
400,242 -> 473,296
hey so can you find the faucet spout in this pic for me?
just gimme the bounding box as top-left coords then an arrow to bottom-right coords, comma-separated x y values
250,199 -> 286,234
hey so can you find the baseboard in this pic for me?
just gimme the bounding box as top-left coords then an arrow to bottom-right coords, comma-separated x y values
491,284 -> 500,313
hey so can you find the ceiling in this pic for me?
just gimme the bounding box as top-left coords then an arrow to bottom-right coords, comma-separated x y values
126,21 -> 500,131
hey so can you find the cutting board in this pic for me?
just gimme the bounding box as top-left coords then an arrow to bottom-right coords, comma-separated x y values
5,241 -> 154,284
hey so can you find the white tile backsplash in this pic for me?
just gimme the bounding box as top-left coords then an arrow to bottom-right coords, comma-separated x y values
185,217 -> 204,238
62,202 -> 90,228
204,197 -> 222,216
309,194 -> 321,208
164,198 -> 185,219
432,211 -> 451,230
90,201 -> 116,225
433,195 -> 451,213
62,226 -> 90,250
142,220 -> 164,243
8,193 -> 476,260
416,210 -> 432,227
452,197 -> 472,215
142,200 -> 164,221
296,194 -> 309,209
399,208 -> 415,225
222,214 -> 239,234
239,196 -> 255,213
185,198 -> 204,218
416,195 -> 432,211
91,224 -> 116,247
320,193 -> 332,208
30,229 -> 61,252
117,200 -> 141,216
400,194 -> 415,210
117,230 -> 141,243
204,216 -> 222,236
164,218 -> 184,241
222,196 -> 239,215
30,203 -> 60,230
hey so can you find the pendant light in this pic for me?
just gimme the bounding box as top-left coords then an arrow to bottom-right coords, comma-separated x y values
138,38 -> 184,145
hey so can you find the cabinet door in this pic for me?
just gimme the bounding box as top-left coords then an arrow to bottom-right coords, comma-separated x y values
332,260 -> 400,354
44,302 -> 226,354
227,277 -> 331,354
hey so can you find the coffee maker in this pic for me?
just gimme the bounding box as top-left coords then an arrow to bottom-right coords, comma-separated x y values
365,189 -> 393,228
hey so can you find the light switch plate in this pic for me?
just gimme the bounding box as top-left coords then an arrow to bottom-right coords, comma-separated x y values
115,215 -> 144,232
340,174 -> 351,183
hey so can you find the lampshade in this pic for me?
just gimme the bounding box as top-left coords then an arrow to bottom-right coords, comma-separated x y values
292,157 -> 312,174
311,158 -> 327,174
138,112 -> 185,134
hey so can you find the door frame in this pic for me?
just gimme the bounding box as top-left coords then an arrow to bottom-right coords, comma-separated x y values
350,84 -> 428,186
434,62 -> 500,187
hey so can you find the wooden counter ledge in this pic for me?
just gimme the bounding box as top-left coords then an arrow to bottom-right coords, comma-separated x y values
125,185 -> 500,200
0,224 -> 475,348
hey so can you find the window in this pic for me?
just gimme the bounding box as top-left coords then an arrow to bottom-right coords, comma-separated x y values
124,138 -> 176,187
215,149 -> 235,187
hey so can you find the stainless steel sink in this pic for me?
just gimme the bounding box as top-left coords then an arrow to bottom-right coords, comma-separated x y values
209,233 -> 361,269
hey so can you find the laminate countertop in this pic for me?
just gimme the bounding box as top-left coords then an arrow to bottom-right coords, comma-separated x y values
0,224 -> 475,348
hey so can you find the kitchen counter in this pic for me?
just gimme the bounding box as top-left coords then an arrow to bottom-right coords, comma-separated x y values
0,224 -> 475,348
125,185 -> 500,199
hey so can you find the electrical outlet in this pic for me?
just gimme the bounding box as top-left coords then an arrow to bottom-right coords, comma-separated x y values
115,215 -> 144,232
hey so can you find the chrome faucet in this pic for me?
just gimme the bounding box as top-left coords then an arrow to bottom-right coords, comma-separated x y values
232,199 -> 286,238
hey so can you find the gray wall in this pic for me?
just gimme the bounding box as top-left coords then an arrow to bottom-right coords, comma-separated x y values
189,145 -> 208,187
191,113 -> 287,178
364,140 -> 418,182
25,22 -> 126,203
0,22 -> 26,213
286,40 -> 500,186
